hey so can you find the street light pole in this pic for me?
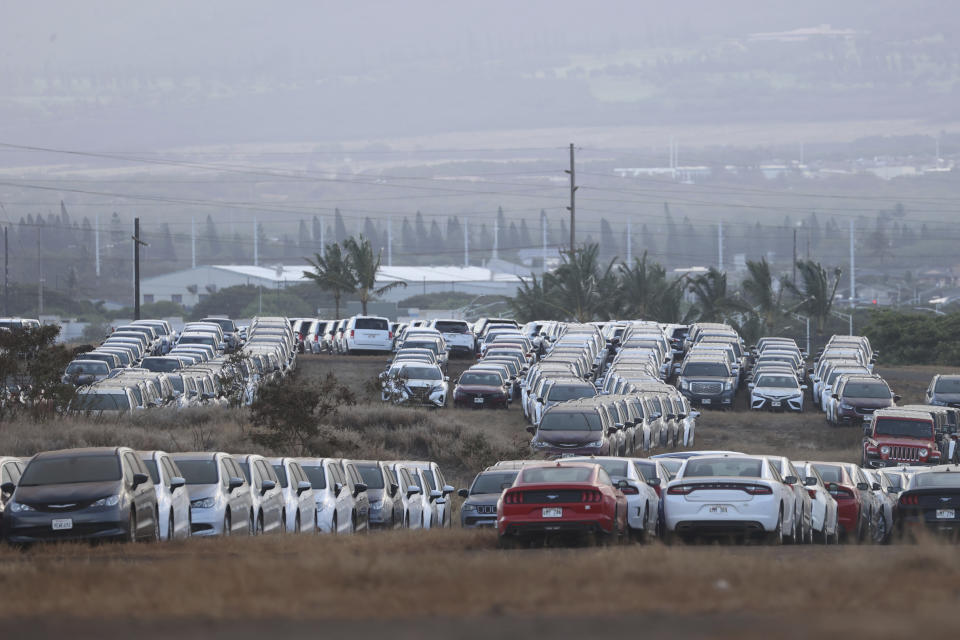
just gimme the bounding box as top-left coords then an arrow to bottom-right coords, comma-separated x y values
132,217 -> 149,320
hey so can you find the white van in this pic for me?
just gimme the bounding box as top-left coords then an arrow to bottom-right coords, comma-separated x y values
344,316 -> 393,354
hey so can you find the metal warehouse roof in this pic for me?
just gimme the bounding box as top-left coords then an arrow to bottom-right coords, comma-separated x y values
211,264 -> 523,284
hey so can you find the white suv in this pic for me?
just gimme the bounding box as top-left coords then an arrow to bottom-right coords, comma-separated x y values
428,319 -> 475,358
344,316 -> 393,354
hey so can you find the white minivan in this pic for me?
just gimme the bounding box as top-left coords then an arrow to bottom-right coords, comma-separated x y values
344,315 -> 393,354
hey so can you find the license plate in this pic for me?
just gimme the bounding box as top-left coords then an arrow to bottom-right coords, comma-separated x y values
542,507 -> 563,518
702,398 -> 712,404
771,400 -> 781,407
365,333 -> 377,339
52,518 -> 73,531
937,509 -> 955,519
473,397 -> 484,404
708,505 -> 728,514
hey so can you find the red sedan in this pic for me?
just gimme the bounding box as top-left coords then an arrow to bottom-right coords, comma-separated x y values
809,462 -> 869,542
497,462 -> 628,547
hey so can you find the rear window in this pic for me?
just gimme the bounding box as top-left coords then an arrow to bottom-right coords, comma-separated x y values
684,458 -> 762,478
434,321 -> 468,334
591,460 -> 628,478
20,454 -> 122,486
911,473 -> 960,489
355,318 -> 389,331
519,466 -> 593,484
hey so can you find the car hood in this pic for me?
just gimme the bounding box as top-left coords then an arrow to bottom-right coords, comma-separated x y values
873,436 -> 935,446
463,494 -> 500,507
933,392 -> 960,402
366,488 -> 385,502
537,430 -> 603,446
14,480 -> 123,504
404,380 -> 443,388
185,484 -> 218,501
754,387 -> 800,397
456,384 -> 505,394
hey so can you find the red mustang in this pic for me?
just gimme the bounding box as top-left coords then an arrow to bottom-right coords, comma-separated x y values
497,462 -> 628,547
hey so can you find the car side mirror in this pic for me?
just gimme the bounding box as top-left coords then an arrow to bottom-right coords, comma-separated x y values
458,488 -> 469,499
807,368 -> 814,375
784,475 -> 798,485
863,424 -> 872,436
536,397 -> 544,403
353,482 -> 368,496
616,479 -> 629,490
390,482 -> 399,497
887,486 -> 899,495
872,482 -> 881,491
856,482 -> 870,491
442,484 -> 455,495
646,477 -> 661,488
831,394 -> 839,400
228,477 -> 245,492
407,485 -> 421,498
297,481 -> 311,495
607,427 -> 619,436
526,426 -> 537,435
0,481 -> 15,495
334,482 -> 344,495
132,472 -> 149,488
803,476 -> 817,487
169,476 -> 186,491
429,489 -> 442,501
800,384 -> 808,390
893,394 -> 901,403
260,479 -> 276,495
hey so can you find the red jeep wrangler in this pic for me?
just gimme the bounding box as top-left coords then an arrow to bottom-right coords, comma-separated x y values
862,408 -> 940,468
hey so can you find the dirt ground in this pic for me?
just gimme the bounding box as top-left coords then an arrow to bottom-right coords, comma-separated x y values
3,356 -> 955,638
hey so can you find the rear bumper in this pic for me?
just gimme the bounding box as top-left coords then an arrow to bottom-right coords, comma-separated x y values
672,520 -> 766,537
500,515 -> 614,536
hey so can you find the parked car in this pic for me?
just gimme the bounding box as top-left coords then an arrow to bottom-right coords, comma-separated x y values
926,374 -> 960,408
862,408 -> 942,468
344,315 -> 393,354
895,468 -> 960,538
527,404 -> 614,458
387,462 -> 425,529
380,362 -> 448,408
567,456 -> 660,541
138,450 -> 191,541
171,452 -> 253,537
497,462 -> 628,547
350,460 -> 402,529
62,359 -> 111,386
3,447 -> 159,543
267,457 -> 316,533
792,461 -> 840,544
296,457 -> 358,534
235,454 -> 285,535
749,372 -> 805,412
452,368 -> 511,409
458,468 -> 519,528
677,356 -> 736,408
805,461 -> 872,543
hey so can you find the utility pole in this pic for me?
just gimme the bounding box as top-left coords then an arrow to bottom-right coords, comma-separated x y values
37,224 -> 43,315
387,218 -> 393,267
792,228 -> 798,284
541,212 -> 548,272
849,219 -> 856,305
253,218 -> 259,267
463,219 -> 469,267
565,143 -> 577,255
95,212 -> 100,278
191,217 -> 196,269
626,219 -> 632,264
717,222 -> 724,271
132,217 -> 148,320
3,226 -> 7,317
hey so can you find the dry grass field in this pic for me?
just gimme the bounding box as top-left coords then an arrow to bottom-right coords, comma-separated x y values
2,355 -> 956,638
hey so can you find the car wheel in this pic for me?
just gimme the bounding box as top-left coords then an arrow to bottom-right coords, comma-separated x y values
167,510 -> 174,541
223,511 -> 231,537
128,509 -> 138,543
151,508 -> 160,542
331,512 -> 338,535
295,512 -> 301,534
873,510 -> 887,545
255,514 -> 264,536
856,510 -> 868,544
279,511 -> 287,534
498,535 -> 516,550
766,508 -> 783,545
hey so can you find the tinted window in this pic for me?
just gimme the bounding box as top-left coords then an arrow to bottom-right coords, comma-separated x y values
422,469 -> 437,490
547,384 -> 596,402
355,318 -> 389,331
682,362 -> 729,377
175,459 -> 219,485
843,383 -> 890,399
470,471 -> 518,494
684,458 -> 762,478
272,465 -> 289,488
302,466 -> 327,490
20,455 -> 121,486
434,321 -> 468,333
356,464 -> 385,489
539,411 -> 602,432
66,361 -> 108,374
238,461 -> 252,483
72,393 -> 131,411
874,418 -> 933,439
756,376 -> 797,388
519,466 -> 593,483
591,460 -> 628,478
459,372 -> 503,386
143,459 -> 160,484
934,377 -> 960,393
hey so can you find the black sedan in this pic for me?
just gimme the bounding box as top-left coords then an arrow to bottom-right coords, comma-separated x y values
895,468 -> 960,540
2,447 -> 159,543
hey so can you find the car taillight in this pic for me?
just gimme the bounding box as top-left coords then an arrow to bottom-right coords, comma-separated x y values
667,485 -> 694,495
388,331 -> 393,339
900,494 -> 919,506
350,330 -> 355,338
743,485 -> 773,495
581,490 -> 602,502
503,491 -> 523,504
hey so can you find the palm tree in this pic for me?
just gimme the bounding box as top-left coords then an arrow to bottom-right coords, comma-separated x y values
303,243 -> 356,318
741,257 -> 787,336
617,251 -> 685,322
541,244 -> 618,322
343,234 -> 406,314
687,267 -> 748,325
785,260 -> 842,335
510,274 -> 560,323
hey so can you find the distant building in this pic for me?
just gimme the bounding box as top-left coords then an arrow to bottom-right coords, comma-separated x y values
140,264 -> 524,308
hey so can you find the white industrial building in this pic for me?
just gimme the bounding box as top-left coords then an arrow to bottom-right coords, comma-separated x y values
140,264 -> 525,308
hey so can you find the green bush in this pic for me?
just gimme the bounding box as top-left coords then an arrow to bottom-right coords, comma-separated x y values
863,310 -> 960,365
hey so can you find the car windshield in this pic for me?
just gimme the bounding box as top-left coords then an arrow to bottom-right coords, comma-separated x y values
471,471 -> 518,494
843,382 -> 890,398
66,361 -> 107,374
519,466 -> 594,484
169,376 -> 184,393
757,376 -> 797,388
459,372 -> 503,386
142,358 -> 181,372
874,418 -> 933,439
910,473 -> 960,489
272,465 -> 289,488
20,454 -> 121,486
142,459 -> 160,484
404,341 -> 439,354
682,362 -> 729,377
301,466 -> 326,490
72,393 -> 130,410
355,318 -> 388,331
684,458 -> 762,478
935,378 -> 960,393
435,321 -> 468,333
180,335 -> 215,346
811,464 -> 843,483
539,411 -> 603,432
356,464 -> 385,489
547,384 -> 596,402
398,366 -> 442,381
175,459 -> 219,485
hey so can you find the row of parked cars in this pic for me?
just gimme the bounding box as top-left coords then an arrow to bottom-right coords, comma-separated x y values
0,447 -> 456,543
456,452 -> 960,547
62,316 -> 297,412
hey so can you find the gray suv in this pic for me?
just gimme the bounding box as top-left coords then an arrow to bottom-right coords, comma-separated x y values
677,356 -> 736,408
458,468 -> 519,528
